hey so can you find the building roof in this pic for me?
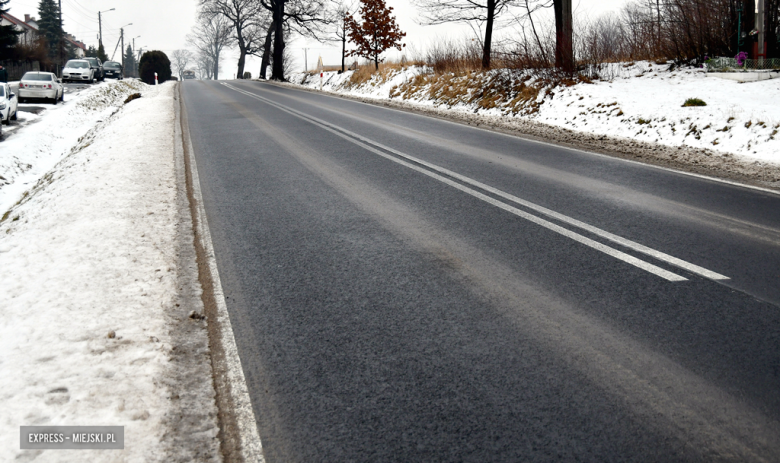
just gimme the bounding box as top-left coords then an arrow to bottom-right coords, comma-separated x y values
2,12 -> 86,50
1,12 -> 36,31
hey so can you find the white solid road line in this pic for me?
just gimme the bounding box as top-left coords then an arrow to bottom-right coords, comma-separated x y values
179,86 -> 266,462
223,82 -> 731,282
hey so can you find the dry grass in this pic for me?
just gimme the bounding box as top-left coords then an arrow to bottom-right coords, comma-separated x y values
346,61 -> 421,87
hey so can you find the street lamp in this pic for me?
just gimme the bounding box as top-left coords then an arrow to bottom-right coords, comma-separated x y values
98,8 -> 115,52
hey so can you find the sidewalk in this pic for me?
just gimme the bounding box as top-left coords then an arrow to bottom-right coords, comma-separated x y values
0,82 -> 222,462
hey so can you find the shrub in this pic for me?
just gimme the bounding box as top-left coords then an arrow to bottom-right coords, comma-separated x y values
682,98 -> 706,107
138,50 -> 172,85
243,71 -> 252,79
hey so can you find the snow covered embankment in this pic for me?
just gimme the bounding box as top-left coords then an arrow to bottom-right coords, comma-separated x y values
289,64 -> 780,182
0,80 -> 147,214
0,82 -> 221,461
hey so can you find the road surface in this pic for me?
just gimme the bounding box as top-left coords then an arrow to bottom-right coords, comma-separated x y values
181,80 -> 780,462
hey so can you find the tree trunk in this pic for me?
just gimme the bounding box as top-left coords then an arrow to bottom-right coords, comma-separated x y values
237,51 -> 246,78
482,0 -> 496,69
374,30 -> 379,70
554,0 -> 574,73
341,28 -> 346,73
271,0 -> 286,81
237,34 -> 247,79
214,50 -> 220,80
260,21 -> 274,79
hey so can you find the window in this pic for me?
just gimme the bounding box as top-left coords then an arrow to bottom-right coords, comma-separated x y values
22,73 -> 53,81
66,61 -> 89,69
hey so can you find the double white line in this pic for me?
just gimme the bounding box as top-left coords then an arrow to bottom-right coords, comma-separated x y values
221,82 -> 729,283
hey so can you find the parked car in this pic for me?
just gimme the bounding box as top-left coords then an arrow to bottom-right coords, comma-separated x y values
83,57 -> 104,81
0,81 -> 18,125
102,61 -> 123,80
18,72 -> 64,104
62,59 -> 95,83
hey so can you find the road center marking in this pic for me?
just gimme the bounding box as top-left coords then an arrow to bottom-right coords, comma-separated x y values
220,82 -> 730,282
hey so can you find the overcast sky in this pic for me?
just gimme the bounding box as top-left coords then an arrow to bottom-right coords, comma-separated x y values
7,0 -> 628,77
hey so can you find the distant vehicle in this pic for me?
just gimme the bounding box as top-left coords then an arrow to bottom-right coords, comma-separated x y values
83,57 -> 104,81
62,59 -> 95,83
182,70 -> 197,80
103,61 -> 123,80
0,81 -> 18,124
18,72 -> 64,104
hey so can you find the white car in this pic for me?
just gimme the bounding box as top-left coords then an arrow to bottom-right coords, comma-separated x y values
18,72 -> 64,104
62,59 -> 95,83
0,81 -> 18,125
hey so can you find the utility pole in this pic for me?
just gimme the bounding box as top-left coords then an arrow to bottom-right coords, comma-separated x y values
98,9 -> 115,52
119,23 -> 132,69
757,0 -> 765,64
737,1 -> 744,52
58,0 -> 63,67
304,48 -> 308,72
121,28 -> 125,69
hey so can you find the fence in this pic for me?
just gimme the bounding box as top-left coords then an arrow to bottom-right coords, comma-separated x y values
707,57 -> 780,71
0,60 -> 40,81
0,61 -> 66,80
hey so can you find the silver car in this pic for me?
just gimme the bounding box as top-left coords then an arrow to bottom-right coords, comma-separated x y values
62,59 -> 95,83
0,82 -> 18,125
18,72 -> 64,105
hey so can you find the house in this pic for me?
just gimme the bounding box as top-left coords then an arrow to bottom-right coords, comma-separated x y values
0,12 -> 86,58
0,13 -> 38,46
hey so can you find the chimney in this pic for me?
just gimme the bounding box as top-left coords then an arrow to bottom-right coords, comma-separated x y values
25,14 -> 31,23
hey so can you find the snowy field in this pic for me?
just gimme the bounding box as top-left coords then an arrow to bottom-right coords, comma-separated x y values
289,63 -> 780,168
0,81 -> 221,461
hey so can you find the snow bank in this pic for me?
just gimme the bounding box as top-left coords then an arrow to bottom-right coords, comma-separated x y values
0,79 -> 146,215
0,82 -> 221,461
288,63 -> 780,167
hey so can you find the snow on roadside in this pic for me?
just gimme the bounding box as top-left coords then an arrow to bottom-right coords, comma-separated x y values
0,80 -> 146,215
288,63 -> 780,167
0,82 -> 221,461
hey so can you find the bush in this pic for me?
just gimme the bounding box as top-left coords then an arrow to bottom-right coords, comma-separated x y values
138,50 -> 172,85
243,71 -> 252,79
682,98 -> 707,107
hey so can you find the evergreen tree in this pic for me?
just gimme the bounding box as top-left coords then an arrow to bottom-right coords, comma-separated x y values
37,0 -> 63,60
97,43 -> 108,62
0,0 -> 22,60
85,45 -> 98,57
124,45 -> 135,76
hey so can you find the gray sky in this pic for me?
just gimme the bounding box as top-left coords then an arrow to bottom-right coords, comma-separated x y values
7,0 -> 628,76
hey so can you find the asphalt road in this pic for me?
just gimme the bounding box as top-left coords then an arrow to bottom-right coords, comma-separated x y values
181,79 -> 780,462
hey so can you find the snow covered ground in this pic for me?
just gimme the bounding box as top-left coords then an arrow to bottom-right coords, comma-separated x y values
288,63 -> 780,168
0,81 -> 221,461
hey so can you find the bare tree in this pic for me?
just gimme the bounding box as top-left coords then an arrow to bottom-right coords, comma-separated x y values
200,0 -> 270,78
188,11 -> 234,79
258,0 -> 334,80
196,50 -> 215,79
415,0 -> 572,71
332,1 -> 356,72
172,49 -> 193,79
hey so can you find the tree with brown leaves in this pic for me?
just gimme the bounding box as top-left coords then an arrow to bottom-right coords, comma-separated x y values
345,0 -> 405,71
